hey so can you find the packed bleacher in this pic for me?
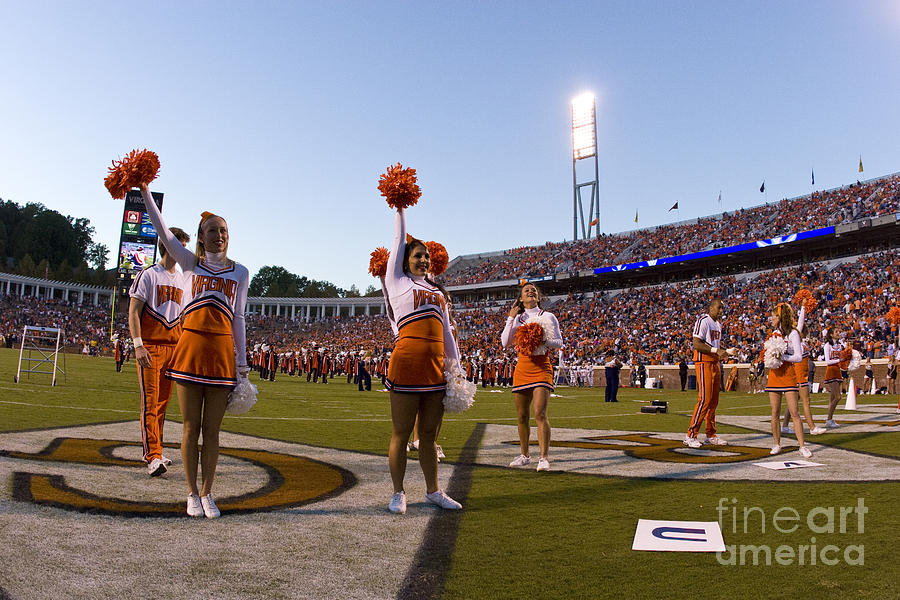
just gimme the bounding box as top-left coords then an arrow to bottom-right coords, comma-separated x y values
441,174 -> 900,286
0,295 -> 127,354
3,250 -> 897,368
241,249 -> 900,369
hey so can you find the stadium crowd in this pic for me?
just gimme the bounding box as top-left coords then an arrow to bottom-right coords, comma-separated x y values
442,174 -> 900,286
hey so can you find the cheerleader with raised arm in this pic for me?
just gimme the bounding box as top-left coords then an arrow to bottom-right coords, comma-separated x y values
781,307 -> 826,436
501,283 -> 564,472
822,326 -> 845,428
382,199 -> 463,514
140,184 -> 250,518
764,303 -> 812,458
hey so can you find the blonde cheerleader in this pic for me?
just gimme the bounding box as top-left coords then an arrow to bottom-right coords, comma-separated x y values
765,303 -> 811,457
141,185 -> 249,518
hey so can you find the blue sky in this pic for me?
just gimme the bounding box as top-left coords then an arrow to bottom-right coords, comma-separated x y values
1,1 -> 899,292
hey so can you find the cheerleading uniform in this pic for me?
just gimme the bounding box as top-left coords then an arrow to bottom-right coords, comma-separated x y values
794,340 -> 811,388
141,188 -> 249,388
129,263 -> 189,462
765,330 -> 803,393
687,313 -> 723,439
823,341 -> 844,385
501,307 -> 563,393
384,210 -> 459,393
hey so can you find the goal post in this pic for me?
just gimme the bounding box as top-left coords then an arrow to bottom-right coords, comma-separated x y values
15,326 -> 67,386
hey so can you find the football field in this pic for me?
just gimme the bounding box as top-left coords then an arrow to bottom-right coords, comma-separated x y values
1,348 -> 898,600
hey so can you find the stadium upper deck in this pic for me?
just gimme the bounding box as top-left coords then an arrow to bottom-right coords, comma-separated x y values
441,172 -> 900,290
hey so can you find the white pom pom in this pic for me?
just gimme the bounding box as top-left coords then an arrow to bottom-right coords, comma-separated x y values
443,359 -> 476,413
848,349 -> 862,371
763,335 -> 788,370
227,378 -> 258,414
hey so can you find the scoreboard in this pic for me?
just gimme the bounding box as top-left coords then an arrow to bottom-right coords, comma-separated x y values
116,189 -> 163,297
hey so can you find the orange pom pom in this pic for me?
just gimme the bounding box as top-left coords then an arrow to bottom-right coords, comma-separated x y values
378,163 -> 420,210
887,306 -> 900,325
515,322 -> 545,355
104,149 -> 160,199
792,288 -> 817,312
368,247 -> 389,278
425,240 -> 449,276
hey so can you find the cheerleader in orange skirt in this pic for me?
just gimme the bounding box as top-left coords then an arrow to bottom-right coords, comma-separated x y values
765,303 -> 811,457
383,207 -> 461,514
141,185 -> 249,518
501,283 -> 563,472
821,326 -> 847,428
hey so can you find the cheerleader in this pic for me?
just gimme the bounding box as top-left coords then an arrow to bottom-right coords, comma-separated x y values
822,326 -> 844,428
501,283 -> 564,472
862,358 -> 874,395
781,312 -> 826,436
887,355 -> 896,396
383,208 -> 461,514
765,303 -> 811,457
140,185 -> 249,518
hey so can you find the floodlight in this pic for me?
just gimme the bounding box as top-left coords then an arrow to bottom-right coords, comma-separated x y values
571,93 -> 596,160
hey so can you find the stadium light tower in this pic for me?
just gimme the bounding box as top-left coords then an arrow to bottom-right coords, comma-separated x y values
571,92 -> 600,240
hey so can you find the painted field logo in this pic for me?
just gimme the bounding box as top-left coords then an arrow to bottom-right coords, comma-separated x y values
5,437 -> 355,517
505,433 -> 781,464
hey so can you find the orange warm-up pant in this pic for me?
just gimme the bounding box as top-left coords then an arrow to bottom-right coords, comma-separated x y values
137,344 -> 176,462
687,361 -> 721,439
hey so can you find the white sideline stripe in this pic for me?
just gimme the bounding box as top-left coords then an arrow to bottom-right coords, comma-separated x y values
0,400 -> 134,414
0,399 -> 641,422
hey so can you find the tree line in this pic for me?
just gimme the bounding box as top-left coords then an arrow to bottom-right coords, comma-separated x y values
0,197 -> 376,298
0,198 -> 112,285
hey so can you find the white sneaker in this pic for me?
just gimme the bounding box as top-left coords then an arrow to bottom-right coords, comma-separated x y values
683,435 -> 702,449
407,440 -> 419,451
508,454 -> 531,467
147,457 -> 166,477
389,491 -> 407,514
435,445 -> 445,460
161,455 -> 173,466
799,446 -> 812,459
426,489 -> 462,510
810,426 -> 827,435
770,445 -> 782,455
780,426 -> 792,434
536,457 -> 550,472
825,419 -> 839,429
200,494 -> 220,519
704,435 -> 728,446
186,493 -> 203,517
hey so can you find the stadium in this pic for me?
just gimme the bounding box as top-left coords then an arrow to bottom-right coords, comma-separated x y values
2,164 -> 899,599
5,4 -> 900,599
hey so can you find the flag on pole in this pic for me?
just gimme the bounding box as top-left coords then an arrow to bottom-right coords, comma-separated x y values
717,191 -> 722,207
668,202 -> 678,211
589,217 -> 599,227
859,156 -> 864,173
760,181 -> 765,193
634,210 -> 638,223
811,168 -> 815,185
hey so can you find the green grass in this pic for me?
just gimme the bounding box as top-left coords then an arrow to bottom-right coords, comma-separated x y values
2,347 -> 898,599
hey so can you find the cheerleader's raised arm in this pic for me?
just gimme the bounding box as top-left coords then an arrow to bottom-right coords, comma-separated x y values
140,184 -> 197,271
384,208 -> 408,297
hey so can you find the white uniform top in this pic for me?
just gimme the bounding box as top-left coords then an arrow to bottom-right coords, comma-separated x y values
128,263 -> 189,344
141,188 -> 249,367
385,210 -> 459,361
823,341 -> 844,366
500,307 -> 563,355
692,314 -> 722,348
782,330 -> 804,363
